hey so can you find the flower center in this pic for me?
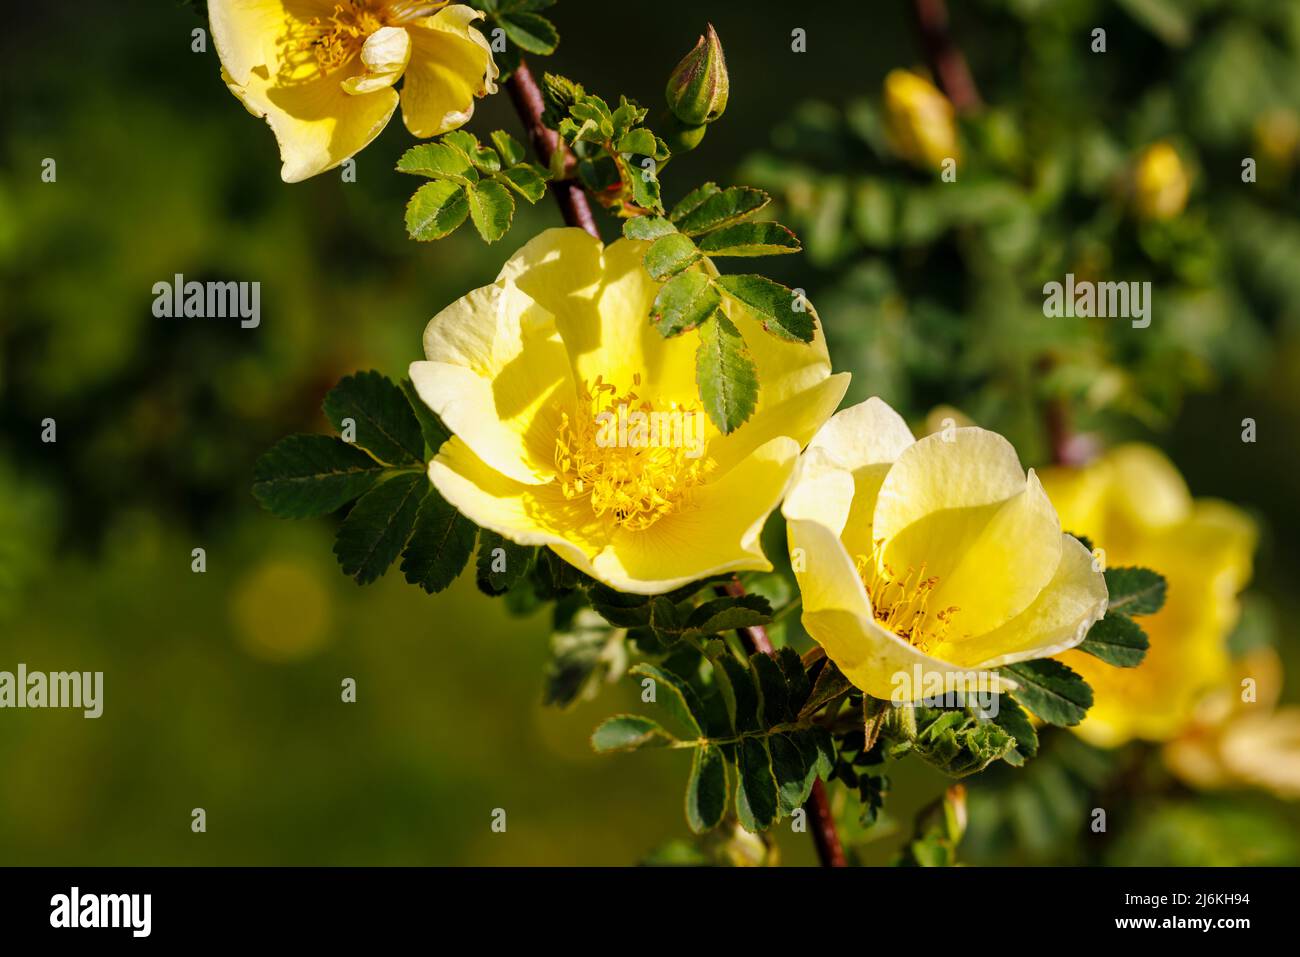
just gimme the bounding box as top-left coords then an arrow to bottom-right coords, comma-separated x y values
855,543 -> 959,653
554,376 -> 713,532
279,1 -> 445,80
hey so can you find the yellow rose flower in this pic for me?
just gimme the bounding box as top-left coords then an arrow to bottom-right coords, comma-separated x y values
210,1 -> 498,183
1132,141 -> 1190,221
1042,444 -> 1257,747
782,398 -> 1107,700
409,227 -> 849,594
883,69 -> 960,172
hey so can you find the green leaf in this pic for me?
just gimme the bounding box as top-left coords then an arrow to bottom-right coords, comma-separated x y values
645,233 -> 700,280
396,142 -> 478,183
695,312 -> 759,434
467,180 -> 515,243
799,659 -> 853,718
669,182 -> 721,223
685,743 -> 728,833
674,186 -> 770,235
735,737 -> 779,831
751,652 -> 791,726
713,652 -> 760,733
650,270 -> 720,337
684,594 -> 772,636
324,370 -> 424,465
617,128 -> 658,156
399,489 -> 476,594
496,165 -> 547,203
1077,614 -> 1149,667
547,610 -> 625,708
697,222 -> 801,257
252,434 -> 385,518
715,274 -> 816,343
399,377 -> 452,457
1104,566 -> 1168,616
490,130 -> 526,167
770,732 -> 813,814
405,180 -> 469,240
475,530 -> 532,596
630,663 -> 705,736
500,11 -> 559,55
1002,659 -> 1094,727
992,694 -> 1039,766
592,714 -> 675,753
333,472 -> 426,585
629,161 -> 663,214
776,647 -> 811,714
623,215 -> 677,242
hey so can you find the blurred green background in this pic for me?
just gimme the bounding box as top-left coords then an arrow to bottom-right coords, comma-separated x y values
1,0 -> 1298,865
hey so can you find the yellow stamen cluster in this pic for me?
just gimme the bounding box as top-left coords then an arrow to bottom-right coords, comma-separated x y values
279,1 -> 446,80
554,375 -> 712,532
855,544 -> 959,653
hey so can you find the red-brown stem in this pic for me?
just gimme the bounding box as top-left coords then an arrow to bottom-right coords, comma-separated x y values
909,0 -> 982,113
504,60 -> 600,239
504,54 -> 844,869
718,581 -> 848,868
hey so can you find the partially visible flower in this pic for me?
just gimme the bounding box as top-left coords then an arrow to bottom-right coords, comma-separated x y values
409,228 -> 849,595
210,1 -> 498,182
1165,647 -> 1300,800
783,398 -> 1107,700
1132,141 -> 1190,221
883,69 -> 960,172
1043,444 -> 1257,747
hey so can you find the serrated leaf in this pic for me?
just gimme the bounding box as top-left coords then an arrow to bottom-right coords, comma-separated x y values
630,663 -> 704,736
697,222 -> 801,257
617,128 -> 658,156
252,434 -> 385,518
684,594 -> 772,636
696,312 -> 758,434
1002,659 -> 1093,727
1104,566 -> 1168,616
475,530 -> 532,596
490,129 -> 526,167
751,653 -> 790,727
686,743 -> 728,833
715,274 -> 816,343
324,370 -> 424,465
651,270 -> 720,337
500,10 -> 559,55
992,694 -> 1039,766
399,377 -> 452,457
675,186 -> 770,235
545,608 -> 624,708
776,647 -> 811,714
714,653 -> 760,733
467,179 -> 515,243
592,714 -> 676,753
669,182 -> 721,223
1077,613 -> 1149,667
799,659 -> 853,718
645,233 -> 700,280
333,472 -> 426,585
771,732 -> 813,814
405,180 -> 469,240
399,489 -> 476,594
736,737 -> 779,831
396,142 -> 478,182
624,215 -> 677,241
496,164 -> 546,203
629,161 -> 663,213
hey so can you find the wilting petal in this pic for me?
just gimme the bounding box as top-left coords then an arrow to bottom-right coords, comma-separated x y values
401,5 -> 497,137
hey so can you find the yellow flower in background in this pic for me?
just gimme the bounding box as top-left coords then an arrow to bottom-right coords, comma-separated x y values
409,228 -> 849,594
783,398 -> 1107,700
883,69 -> 960,172
1043,444 -> 1257,747
210,1 -> 498,182
1166,647 -> 1300,800
1132,141 -> 1190,221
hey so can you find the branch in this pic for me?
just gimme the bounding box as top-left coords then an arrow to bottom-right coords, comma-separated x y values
909,0 -> 982,113
504,60 -> 600,239
718,579 -> 848,868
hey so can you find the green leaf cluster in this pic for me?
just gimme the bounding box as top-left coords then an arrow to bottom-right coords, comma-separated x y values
470,0 -> 559,79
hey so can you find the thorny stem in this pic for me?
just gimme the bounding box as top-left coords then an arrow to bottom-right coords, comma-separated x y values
504,61 -> 600,239
504,54 -> 846,869
909,0 -> 982,114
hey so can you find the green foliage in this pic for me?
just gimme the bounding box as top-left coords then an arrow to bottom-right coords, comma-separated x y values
1076,564 -> 1167,666
470,0 -> 559,78
695,311 -> 759,433
1001,659 -> 1093,727
399,131 -> 549,244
